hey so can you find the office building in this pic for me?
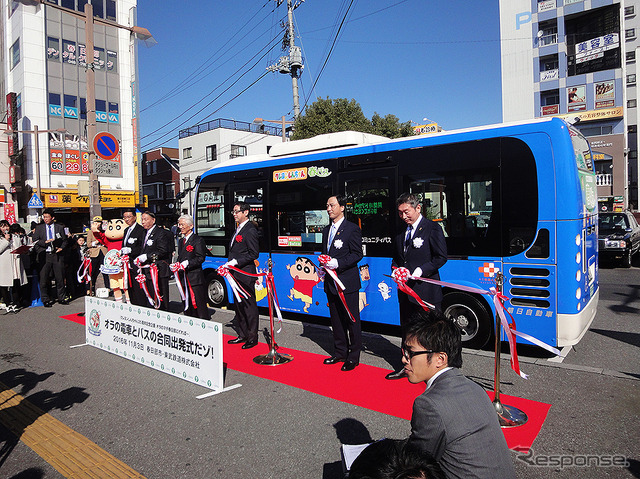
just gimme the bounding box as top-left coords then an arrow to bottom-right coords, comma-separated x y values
500,0 -> 639,211
1,0 -> 140,227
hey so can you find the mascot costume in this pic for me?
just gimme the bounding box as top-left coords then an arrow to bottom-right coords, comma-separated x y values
93,219 -> 128,302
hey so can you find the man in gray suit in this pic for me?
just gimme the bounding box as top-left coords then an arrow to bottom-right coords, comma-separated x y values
403,311 -> 515,478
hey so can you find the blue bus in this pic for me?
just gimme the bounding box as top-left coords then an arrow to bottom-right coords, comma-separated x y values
193,117 -> 598,349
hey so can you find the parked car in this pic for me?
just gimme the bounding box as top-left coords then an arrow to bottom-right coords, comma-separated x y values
598,211 -> 640,268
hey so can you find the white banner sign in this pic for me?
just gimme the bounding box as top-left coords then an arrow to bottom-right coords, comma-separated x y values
84,297 -> 224,392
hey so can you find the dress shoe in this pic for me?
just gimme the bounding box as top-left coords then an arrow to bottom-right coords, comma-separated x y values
242,340 -> 258,349
341,360 -> 359,371
43,301 -> 53,308
227,337 -> 245,344
385,369 -> 407,380
323,356 -> 345,365
59,299 -> 70,305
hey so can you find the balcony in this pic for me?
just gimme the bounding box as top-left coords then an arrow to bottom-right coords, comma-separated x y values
539,33 -> 558,46
596,174 -> 612,186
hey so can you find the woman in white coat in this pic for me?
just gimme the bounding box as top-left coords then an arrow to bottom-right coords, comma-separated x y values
0,220 -> 27,312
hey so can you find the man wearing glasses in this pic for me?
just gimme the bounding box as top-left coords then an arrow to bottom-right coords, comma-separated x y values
226,202 -> 260,349
402,311 -> 515,479
120,209 -> 146,306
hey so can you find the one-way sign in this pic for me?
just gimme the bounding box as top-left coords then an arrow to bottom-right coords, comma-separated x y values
28,194 -> 44,208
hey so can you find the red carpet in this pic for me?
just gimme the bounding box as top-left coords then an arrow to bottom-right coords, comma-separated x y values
222,334 -> 550,452
58,313 -> 548,451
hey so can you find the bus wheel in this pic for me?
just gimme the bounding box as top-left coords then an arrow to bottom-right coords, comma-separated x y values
443,292 -> 492,349
206,273 -> 228,307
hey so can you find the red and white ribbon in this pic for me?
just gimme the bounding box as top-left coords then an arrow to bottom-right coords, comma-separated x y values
391,267 -> 435,311
217,265 -> 250,303
171,262 -> 197,312
136,264 -> 161,309
409,274 -> 562,378
77,256 -> 92,283
318,254 -> 356,323
121,255 -> 131,290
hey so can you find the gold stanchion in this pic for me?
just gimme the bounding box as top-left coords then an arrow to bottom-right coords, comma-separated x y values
254,258 -> 293,366
492,271 -> 528,428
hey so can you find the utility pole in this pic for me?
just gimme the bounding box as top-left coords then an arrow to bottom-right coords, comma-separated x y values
267,0 -> 304,119
84,2 -> 100,219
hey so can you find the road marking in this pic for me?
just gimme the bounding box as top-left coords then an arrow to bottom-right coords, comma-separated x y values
547,345 -> 572,363
0,381 -> 145,478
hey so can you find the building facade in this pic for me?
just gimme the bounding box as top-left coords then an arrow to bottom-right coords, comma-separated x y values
1,0 -> 141,229
178,118 -> 283,215
500,0 -> 639,211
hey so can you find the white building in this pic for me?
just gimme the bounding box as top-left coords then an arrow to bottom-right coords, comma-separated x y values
0,0 -> 141,227
178,118 -> 283,214
499,0 -> 640,211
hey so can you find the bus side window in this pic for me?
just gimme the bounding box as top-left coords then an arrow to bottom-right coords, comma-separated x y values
270,176 -> 332,252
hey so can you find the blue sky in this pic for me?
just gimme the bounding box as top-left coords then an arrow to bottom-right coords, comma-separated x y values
136,1 -> 502,151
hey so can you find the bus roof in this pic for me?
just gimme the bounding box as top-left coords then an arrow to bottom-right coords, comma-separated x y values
201,116 -> 570,175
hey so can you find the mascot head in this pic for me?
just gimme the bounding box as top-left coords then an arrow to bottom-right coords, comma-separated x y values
104,218 -> 126,241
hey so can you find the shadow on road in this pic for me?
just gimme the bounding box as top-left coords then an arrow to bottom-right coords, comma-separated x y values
0,368 -> 89,471
323,418 -> 374,479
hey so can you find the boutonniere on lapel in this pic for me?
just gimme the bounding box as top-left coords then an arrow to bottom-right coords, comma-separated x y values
235,235 -> 243,243
186,244 -> 194,252
128,237 -> 136,244
333,239 -> 343,249
146,239 -> 154,246
412,237 -> 424,248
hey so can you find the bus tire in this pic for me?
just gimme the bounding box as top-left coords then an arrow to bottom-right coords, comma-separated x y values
206,273 -> 228,307
442,292 -> 492,349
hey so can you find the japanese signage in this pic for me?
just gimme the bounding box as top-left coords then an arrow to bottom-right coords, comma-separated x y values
3,203 -> 16,224
575,33 -> 619,64
43,191 -> 135,208
352,201 -> 383,215
537,0 -> 555,12
413,123 -> 439,135
0,187 -> 5,202
49,133 -> 122,178
6,93 -> 18,156
557,106 -> 623,123
278,236 -> 302,247
595,80 -> 615,109
541,104 -> 559,116
568,85 -> 586,112
273,167 -> 307,182
84,297 -> 224,392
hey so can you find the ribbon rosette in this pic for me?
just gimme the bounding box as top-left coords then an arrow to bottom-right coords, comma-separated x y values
186,244 -> 194,252
391,266 -> 434,311
235,235 -> 243,243
217,264 -> 250,303
318,255 -> 355,322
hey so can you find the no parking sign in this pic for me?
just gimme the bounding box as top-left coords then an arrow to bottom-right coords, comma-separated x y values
92,132 -> 120,160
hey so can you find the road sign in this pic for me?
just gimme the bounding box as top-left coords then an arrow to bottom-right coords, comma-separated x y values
93,132 -> 120,160
28,194 -> 44,208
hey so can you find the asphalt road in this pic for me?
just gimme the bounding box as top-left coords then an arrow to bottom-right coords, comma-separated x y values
0,266 -> 638,478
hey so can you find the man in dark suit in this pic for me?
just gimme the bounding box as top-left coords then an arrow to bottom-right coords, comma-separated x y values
136,211 -> 174,311
322,195 -> 363,371
403,310 -> 515,478
174,214 -> 209,319
120,209 -> 146,306
388,193 -> 447,380
226,201 -> 260,349
32,209 -> 69,307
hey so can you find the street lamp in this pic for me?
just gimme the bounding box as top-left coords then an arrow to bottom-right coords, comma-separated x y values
254,116 -> 295,142
20,0 -> 155,218
3,126 -> 67,202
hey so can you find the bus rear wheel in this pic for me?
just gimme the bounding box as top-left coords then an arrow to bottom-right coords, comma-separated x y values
206,273 -> 228,308
443,292 -> 492,349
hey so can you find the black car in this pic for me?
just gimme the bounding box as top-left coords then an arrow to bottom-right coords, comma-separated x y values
598,211 -> 640,268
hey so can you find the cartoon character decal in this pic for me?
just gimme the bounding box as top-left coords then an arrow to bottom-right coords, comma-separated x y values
378,281 -> 392,301
359,263 -> 370,311
287,257 -> 322,313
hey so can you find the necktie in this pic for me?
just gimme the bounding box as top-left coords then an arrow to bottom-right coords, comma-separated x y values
123,225 -> 132,246
230,226 -> 240,246
404,225 -> 412,253
48,225 -> 53,240
328,224 -> 336,249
